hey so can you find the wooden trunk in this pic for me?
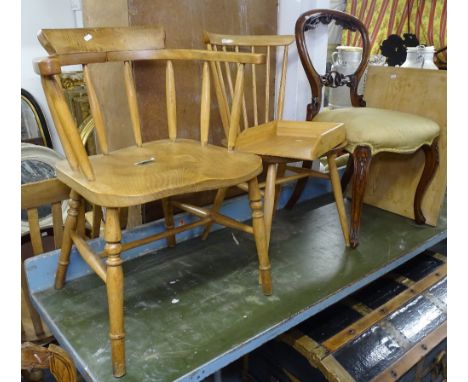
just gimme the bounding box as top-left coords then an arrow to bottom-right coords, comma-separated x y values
247,249 -> 447,382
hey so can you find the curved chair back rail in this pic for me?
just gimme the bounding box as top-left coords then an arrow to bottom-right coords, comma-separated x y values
34,34 -> 265,182
295,9 -> 371,119
204,32 -> 295,138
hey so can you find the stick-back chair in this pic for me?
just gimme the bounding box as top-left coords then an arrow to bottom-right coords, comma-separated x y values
21,177 -> 77,381
288,9 -> 440,247
35,26 -> 271,377
203,32 -> 350,247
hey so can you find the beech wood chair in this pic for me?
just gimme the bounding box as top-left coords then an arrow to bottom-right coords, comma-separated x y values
35,26 -> 271,377
287,9 -> 440,248
21,177 -> 77,381
202,32 -> 350,247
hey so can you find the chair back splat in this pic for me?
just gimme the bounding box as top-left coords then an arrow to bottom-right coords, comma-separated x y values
204,32 -> 295,140
295,9 -> 371,120
35,27 -> 265,181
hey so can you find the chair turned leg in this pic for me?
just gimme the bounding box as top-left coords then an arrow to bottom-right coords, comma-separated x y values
414,139 -> 440,224
340,154 -> 354,193
104,208 -> 126,378
350,146 -> 372,249
55,191 -> 81,289
327,152 -> 350,247
201,188 -> 228,240
284,160 -> 313,209
248,178 -> 272,295
161,198 -> 176,247
263,163 -> 278,249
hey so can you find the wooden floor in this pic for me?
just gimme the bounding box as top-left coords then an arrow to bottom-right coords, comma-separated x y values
27,197 -> 446,382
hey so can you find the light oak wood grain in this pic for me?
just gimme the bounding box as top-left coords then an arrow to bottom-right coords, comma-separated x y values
235,120 -> 345,160
363,66 -> 446,226
55,139 -> 262,207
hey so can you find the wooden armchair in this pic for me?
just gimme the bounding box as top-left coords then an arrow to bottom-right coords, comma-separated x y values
288,9 -> 440,247
35,26 -> 271,377
203,32 -> 350,248
21,177 -> 77,381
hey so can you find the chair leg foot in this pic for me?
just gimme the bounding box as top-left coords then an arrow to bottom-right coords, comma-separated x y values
350,146 -> 372,249
55,191 -> 81,289
248,178 -> 272,296
162,198 -> 176,247
284,160 -> 312,209
327,152 -> 350,247
105,208 -> 126,378
414,139 -> 439,225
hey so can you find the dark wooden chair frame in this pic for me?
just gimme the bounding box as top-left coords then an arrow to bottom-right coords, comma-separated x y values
286,9 -> 439,248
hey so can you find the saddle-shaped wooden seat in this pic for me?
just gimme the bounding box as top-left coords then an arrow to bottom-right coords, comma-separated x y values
56,139 -> 261,207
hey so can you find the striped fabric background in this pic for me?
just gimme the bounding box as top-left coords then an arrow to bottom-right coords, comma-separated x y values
344,0 -> 447,59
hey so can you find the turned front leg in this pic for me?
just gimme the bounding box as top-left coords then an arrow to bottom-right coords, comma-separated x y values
55,190 -> 81,289
248,178 -> 272,295
104,208 -> 126,377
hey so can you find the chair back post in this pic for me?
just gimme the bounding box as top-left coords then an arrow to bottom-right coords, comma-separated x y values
204,32 -> 295,140
295,9 -> 370,120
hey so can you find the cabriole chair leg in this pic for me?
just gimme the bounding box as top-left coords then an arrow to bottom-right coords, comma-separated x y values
350,146 -> 372,248
414,139 -> 440,224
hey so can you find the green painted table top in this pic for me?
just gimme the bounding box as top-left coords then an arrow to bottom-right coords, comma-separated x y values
31,199 -> 446,381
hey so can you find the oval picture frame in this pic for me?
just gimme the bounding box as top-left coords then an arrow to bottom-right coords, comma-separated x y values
21,88 -> 53,148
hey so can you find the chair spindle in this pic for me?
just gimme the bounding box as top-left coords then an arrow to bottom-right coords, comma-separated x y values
27,209 -> 44,255
166,60 -> 177,141
83,64 -> 110,153
277,45 -> 289,120
51,202 -> 64,249
123,61 -> 143,147
48,76 -> 95,180
251,46 -> 259,126
265,46 -> 271,123
200,62 -> 211,146
227,64 -> 245,150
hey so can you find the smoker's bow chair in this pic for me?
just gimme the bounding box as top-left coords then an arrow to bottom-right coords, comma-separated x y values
288,9 -> 440,247
202,32 -> 350,247
35,26 -> 271,377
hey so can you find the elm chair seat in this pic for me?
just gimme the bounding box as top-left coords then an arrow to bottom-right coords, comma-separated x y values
314,107 -> 440,155
56,139 -> 262,208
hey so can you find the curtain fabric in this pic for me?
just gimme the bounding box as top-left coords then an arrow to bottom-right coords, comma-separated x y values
344,0 -> 447,58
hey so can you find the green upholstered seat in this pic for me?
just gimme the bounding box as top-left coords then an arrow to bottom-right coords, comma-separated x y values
314,107 -> 440,155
